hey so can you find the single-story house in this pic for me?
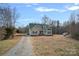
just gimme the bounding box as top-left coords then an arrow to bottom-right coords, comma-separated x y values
29,23 -> 53,36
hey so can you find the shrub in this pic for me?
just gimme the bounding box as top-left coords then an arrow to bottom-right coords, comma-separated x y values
4,28 -> 14,39
72,33 -> 79,40
0,28 -> 6,40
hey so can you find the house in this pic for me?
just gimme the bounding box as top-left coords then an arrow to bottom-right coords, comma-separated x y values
29,23 -> 53,36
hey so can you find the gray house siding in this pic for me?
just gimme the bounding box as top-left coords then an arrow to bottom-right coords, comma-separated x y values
42,25 -> 52,35
30,31 -> 39,35
29,29 -> 40,35
29,23 -> 53,36
43,30 -> 52,35
29,24 -> 42,35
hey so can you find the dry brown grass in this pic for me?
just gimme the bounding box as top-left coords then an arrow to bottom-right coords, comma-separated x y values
0,36 -> 21,55
31,35 -> 79,56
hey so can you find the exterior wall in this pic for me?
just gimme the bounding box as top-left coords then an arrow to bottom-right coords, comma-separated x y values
29,29 -> 52,36
43,25 -> 52,35
29,29 -> 40,35
43,30 -> 52,35
29,24 -> 53,36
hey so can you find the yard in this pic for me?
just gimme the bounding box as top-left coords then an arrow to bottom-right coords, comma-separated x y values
0,36 -> 21,55
31,35 -> 79,56
1,34 -> 79,56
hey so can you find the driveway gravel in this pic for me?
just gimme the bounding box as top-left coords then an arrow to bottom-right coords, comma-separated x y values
3,36 -> 32,56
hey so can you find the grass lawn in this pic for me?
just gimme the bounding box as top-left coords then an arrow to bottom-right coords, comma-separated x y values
0,36 -> 21,55
31,35 -> 79,56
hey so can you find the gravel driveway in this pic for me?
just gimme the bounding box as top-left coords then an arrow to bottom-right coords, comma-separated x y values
3,36 -> 32,56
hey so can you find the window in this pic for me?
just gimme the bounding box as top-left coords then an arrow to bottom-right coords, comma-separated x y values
48,32 -> 51,34
32,31 -> 37,34
48,29 -> 51,30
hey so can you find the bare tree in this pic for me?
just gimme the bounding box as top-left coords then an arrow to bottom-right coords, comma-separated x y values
63,12 -> 79,39
56,20 -> 60,34
42,15 -> 50,25
0,4 -> 19,39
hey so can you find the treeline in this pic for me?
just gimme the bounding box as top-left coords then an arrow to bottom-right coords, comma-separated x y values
63,12 -> 79,40
19,14 -> 79,40
17,15 -> 63,35
0,4 -> 78,40
0,4 -> 18,40
41,14 -> 79,40
41,15 -> 63,34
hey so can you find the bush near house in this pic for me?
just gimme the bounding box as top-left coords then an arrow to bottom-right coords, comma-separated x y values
0,27 -> 15,40
72,33 -> 79,40
4,28 -> 14,39
0,28 -> 6,40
